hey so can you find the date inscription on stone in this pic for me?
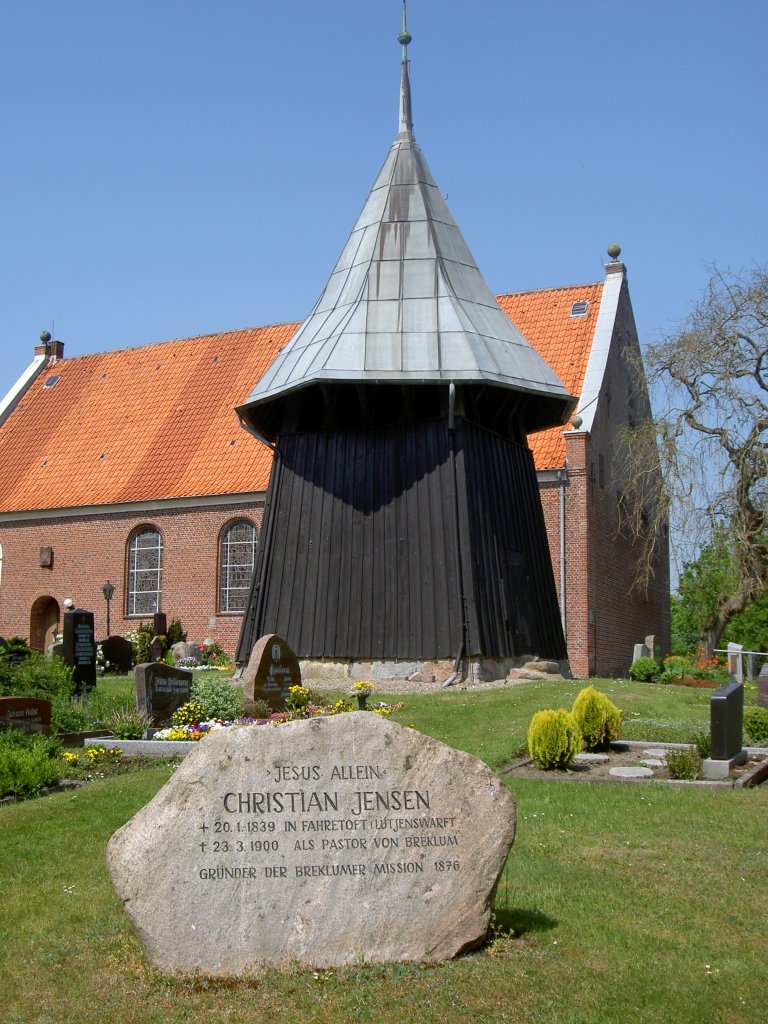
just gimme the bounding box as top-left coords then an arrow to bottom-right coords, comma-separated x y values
107,713 -> 516,975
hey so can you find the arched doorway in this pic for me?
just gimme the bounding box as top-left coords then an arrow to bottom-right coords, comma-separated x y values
30,596 -> 60,653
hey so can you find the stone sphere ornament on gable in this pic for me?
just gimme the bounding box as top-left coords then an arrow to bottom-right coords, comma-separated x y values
107,713 -> 516,975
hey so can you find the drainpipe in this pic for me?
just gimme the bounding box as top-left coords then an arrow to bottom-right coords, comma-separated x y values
558,468 -> 567,640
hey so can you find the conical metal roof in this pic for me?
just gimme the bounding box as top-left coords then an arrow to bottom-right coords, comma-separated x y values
239,20 -> 575,440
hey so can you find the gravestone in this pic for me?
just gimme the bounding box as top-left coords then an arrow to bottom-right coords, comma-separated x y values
757,662 -> 768,709
101,635 -> 133,674
62,609 -> 97,695
153,612 -> 168,638
0,696 -> 52,735
107,713 -> 516,975
149,636 -> 165,662
240,634 -> 300,710
644,634 -> 661,662
172,641 -> 201,665
135,662 -> 193,726
701,680 -> 748,779
632,642 -> 649,663
726,642 -> 744,684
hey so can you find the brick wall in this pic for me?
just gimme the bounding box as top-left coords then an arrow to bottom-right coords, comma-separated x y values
0,500 -> 263,657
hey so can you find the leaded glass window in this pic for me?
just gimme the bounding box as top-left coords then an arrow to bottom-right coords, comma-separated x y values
127,528 -> 163,616
219,520 -> 257,613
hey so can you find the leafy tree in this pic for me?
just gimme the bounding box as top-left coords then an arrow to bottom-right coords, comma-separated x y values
721,592 -> 768,655
620,265 -> 768,655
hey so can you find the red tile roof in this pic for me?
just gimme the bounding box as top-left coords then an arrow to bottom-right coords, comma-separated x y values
499,283 -> 603,468
0,285 -> 602,513
0,324 -> 296,513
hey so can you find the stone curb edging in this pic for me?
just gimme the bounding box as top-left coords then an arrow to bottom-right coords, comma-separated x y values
84,737 -> 195,757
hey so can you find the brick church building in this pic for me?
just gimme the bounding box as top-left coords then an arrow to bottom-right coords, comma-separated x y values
0,15 -> 669,679
0,253 -> 669,679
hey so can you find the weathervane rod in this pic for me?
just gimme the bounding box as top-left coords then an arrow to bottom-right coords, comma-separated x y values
398,0 -> 413,136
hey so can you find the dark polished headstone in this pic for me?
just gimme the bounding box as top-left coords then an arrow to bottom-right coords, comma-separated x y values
710,681 -> 744,761
101,635 -> 133,674
135,662 -> 193,726
153,612 -> 168,638
62,609 -> 97,695
0,696 -> 52,735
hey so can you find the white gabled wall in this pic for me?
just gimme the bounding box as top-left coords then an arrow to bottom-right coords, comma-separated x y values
576,265 -> 624,432
0,354 -> 48,430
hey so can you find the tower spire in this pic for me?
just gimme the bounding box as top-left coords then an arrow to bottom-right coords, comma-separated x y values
398,1 -> 413,138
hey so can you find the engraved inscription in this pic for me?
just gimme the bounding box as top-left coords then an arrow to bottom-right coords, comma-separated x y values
195,760 -> 459,884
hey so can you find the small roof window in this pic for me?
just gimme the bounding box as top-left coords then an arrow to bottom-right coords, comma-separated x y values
569,301 -> 589,318
43,375 -> 60,389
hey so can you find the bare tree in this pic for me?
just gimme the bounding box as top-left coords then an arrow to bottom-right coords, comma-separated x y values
618,265 -> 768,655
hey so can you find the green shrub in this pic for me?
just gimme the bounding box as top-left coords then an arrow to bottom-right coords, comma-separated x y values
199,642 -> 230,667
0,652 -> 75,700
167,618 -> 187,646
571,686 -> 622,750
102,706 -> 152,740
126,623 -> 155,665
50,696 -> 91,734
627,656 -> 660,682
691,728 -> 711,759
665,746 -> 701,780
527,709 -> 582,770
659,655 -> 690,682
170,700 -> 210,726
244,699 -> 273,720
744,707 -> 768,746
0,637 -> 33,662
0,731 -> 63,799
190,678 -> 243,721
85,688 -> 135,727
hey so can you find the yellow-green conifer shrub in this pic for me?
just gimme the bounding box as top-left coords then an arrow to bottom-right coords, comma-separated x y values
527,709 -> 582,770
572,685 -> 622,750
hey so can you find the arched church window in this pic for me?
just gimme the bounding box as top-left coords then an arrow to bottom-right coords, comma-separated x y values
218,520 -> 257,613
127,528 -> 163,616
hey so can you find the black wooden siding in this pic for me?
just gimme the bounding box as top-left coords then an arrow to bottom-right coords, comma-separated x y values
237,417 -> 566,663
460,420 -> 566,660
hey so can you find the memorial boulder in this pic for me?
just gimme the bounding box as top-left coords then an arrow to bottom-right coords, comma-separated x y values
107,713 -> 516,975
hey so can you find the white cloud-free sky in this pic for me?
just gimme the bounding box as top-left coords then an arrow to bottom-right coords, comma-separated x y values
1,0 -> 766,403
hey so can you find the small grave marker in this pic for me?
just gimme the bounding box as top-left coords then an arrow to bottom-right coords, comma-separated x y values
240,634 -> 300,709
135,663 -> 193,726
0,696 -> 52,735
100,635 -> 133,674
149,635 -> 165,662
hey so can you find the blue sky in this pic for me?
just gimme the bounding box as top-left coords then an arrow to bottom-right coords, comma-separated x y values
1,0 -> 766,403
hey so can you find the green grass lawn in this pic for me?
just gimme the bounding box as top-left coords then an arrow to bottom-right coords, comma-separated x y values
93,674 -> 732,769
4,679 -> 764,1024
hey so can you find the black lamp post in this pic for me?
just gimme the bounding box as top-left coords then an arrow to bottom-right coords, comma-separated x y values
101,581 -> 115,637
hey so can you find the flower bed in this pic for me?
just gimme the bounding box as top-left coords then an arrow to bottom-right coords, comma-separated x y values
153,699 -> 404,741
